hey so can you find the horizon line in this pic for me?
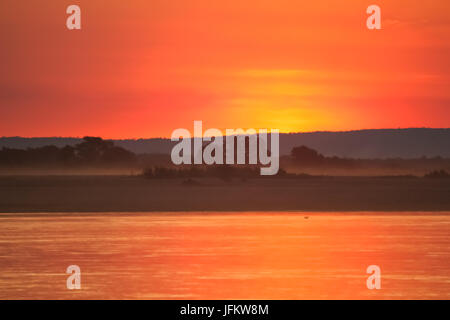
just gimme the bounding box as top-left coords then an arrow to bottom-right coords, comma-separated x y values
1,127 -> 449,141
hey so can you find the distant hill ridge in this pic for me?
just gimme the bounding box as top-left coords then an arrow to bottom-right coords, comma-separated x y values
1,128 -> 449,159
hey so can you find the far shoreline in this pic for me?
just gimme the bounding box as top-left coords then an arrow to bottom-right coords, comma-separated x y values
0,211 -> 449,217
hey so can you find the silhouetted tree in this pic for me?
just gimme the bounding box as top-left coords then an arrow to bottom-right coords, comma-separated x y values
72,137 -> 136,165
60,146 -> 77,165
424,170 -> 450,179
291,146 -> 325,165
0,137 -> 136,167
75,137 -> 114,163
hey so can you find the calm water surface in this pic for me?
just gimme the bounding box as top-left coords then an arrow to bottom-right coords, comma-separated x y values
0,212 -> 449,299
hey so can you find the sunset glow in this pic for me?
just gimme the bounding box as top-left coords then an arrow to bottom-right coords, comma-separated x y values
1,0 -> 449,138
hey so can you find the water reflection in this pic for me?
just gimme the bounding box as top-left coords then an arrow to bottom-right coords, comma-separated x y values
0,212 -> 449,299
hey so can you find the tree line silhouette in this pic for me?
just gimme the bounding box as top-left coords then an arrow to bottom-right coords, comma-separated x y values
143,165 -> 289,180
289,146 -> 450,172
1,138 -> 448,178
0,137 -> 136,167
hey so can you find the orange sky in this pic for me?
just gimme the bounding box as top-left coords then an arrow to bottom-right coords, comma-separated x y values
0,0 -> 449,138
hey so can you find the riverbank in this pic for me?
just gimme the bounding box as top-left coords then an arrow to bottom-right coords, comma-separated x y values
0,175 -> 449,213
